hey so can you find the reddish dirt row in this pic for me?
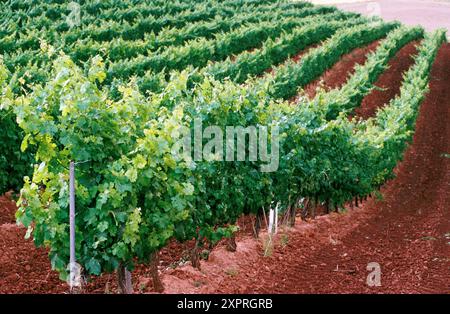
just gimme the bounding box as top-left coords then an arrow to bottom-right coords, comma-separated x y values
0,223 -> 67,293
354,40 -> 420,119
297,41 -> 381,101
0,196 -> 68,293
0,193 -> 17,225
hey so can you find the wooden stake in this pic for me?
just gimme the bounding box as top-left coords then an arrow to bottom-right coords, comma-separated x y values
190,238 -> 201,269
226,233 -> 237,252
150,252 -> 164,292
69,161 -> 82,293
117,264 -> 133,294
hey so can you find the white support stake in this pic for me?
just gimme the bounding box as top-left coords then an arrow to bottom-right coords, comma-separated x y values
69,161 -> 80,291
274,203 -> 279,234
268,202 -> 279,235
268,207 -> 274,234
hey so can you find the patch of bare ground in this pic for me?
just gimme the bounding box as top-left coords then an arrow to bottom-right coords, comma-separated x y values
353,40 -> 420,119
293,40 -> 381,103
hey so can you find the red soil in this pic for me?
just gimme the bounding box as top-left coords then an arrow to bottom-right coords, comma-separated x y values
0,194 -> 16,225
0,196 -> 66,293
0,223 -> 67,294
354,40 -> 420,119
294,41 -> 380,102
0,44 -> 448,294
